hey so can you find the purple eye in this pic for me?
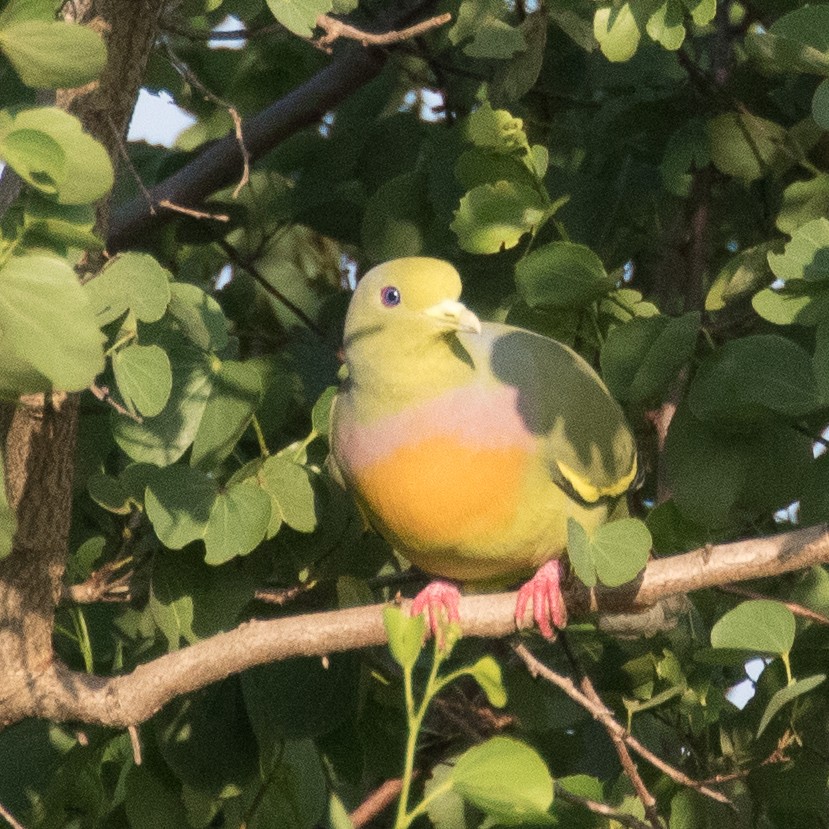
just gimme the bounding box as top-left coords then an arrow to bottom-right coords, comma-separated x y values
381,285 -> 401,307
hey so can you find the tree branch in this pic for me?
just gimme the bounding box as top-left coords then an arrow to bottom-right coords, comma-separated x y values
107,0 -> 442,251
5,524 -> 829,729
312,12 -> 451,53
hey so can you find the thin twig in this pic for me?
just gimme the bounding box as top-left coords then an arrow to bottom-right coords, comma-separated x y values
128,724 -> 142,765
512,642 -> 731,807
253,582 -> 317,606
349,776 -> 410,828
718,584 -> 829,626
555,785 -> 653,829
217,239 -> 324,335
313,12 -> 451,54
89,384 -> 143,423
106,112 -> 156,216
0,801 -> 27,829
157,199 -> 230,221
558,634 -> 664,829
63,557 -> 134,604
162,40 -> 250,198
699,731 -> 794,786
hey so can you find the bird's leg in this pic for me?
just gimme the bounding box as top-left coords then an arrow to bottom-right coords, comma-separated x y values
515,559 -> 568,639
410,580 -> 461,644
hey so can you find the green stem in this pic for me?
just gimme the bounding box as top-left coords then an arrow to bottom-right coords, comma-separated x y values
781,651 -> 793,686
405,778 -> 455,824
72,608 -> 94,674
395,665 -> 420,829
250,414 -> 269,457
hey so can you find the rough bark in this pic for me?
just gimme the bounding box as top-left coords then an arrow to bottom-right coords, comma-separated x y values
1,523 -> 827,729
0,0 -> 165,727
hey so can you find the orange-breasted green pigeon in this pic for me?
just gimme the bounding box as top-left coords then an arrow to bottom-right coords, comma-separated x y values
330,257 -> 637,637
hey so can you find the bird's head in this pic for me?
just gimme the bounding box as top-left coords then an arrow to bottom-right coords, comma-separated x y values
343,258 -> 481,358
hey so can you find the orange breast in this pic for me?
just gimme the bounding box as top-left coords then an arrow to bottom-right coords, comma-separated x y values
352,435 -> 529,553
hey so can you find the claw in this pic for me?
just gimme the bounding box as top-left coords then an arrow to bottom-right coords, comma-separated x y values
411,580 -> 461,645
515,559 -> 568,639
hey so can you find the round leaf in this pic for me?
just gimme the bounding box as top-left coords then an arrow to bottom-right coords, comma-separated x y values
516,241 -> 613,309
450,736 -> 554,825
383,606 -> 426,670
688,334 -> 819,422
145,465 -> 217,549
466,656 -> 507,708
451,181 -> 545,254
203,480 -> 271,565
85,253 -> 171,326
260,455 -> 318,533
191,360 -> 262,469
710,600 -> 795,656
112,343 -> 172,418
757,674 -> 826,737
0,254 -> 105,391
591,518 -> 652,588
0,20 -> 106,88
0,107 -> 113,204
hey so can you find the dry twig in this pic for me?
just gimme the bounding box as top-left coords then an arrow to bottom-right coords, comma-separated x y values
718,583 -> 829,626
555,785 -> 653,829
89,384 -> 143,423
512,642 -> 731,807
313,12 -> 451,53
349,776 -> 409,828
0,801 -> 27,829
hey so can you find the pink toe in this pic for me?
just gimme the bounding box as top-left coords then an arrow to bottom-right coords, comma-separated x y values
514,560 -> 567,639
411,581 -> 461,639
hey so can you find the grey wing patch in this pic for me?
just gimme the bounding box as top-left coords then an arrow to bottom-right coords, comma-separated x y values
481,325 -> 638,502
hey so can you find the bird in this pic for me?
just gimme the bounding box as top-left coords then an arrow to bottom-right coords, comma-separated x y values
329,257 -> 638,639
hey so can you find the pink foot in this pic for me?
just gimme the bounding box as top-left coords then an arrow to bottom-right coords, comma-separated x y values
515,560 -> 568,639
411,580 -> 461,641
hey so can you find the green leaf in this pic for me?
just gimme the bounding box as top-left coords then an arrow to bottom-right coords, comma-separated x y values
85,253 -> 171,326
311,386 -> 337,440
768,217 -> 829,283
451,181 -> 545,254
751,285 -> 829,326
708,112 -> 787,183
203,480 -> 271,565
361,170 -> 429,262
776,175 -> 829,236
383,605 -> 425,670
260,455 -> 318,533
450,736 -> 554,825
706,244 -> 775,311
594,3 -> 641,62
592,518 -> 652,587
113,341 -> 213,466
646,0 -> 685,51
812,79 -> 829,130
0,0 -> 57,27
0,107 -> 113,204
191,360 -> 262,469
265,0 -> 332,36
682,0 -> 715,26
710,600 -> 796,655
424,762 -> 466,829
0,254 -> 105,392
688,334 -> 820,422
566,518 -> 595,588
167,282 -> 229,351
466,101 -> 531,156
328,794 -> 355,829
757,674 -> 826,737
0,20 -> 106,88
600,312 -> 699,405
466,656 -> 508,708
22,196 -> 101,251
145,465 -> 217,549
149,552 -> 198,650
112,344 -> 172,418
450,1 -> 526,59
516,241 -> 613,309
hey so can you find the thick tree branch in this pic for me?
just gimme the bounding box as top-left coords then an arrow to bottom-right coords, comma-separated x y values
5,523 -> 827,729
107,0 -> 440,251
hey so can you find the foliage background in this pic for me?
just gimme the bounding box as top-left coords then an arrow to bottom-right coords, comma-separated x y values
0,0 -> 828,826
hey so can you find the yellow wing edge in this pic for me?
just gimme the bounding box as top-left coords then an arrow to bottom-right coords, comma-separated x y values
556,457 -> 638,504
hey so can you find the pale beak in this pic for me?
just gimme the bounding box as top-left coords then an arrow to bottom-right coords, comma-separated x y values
423,299 -> 482,334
